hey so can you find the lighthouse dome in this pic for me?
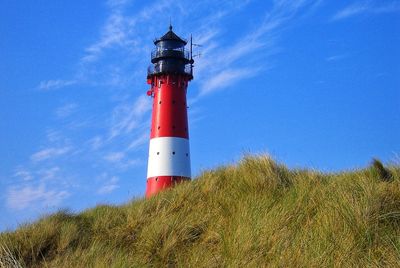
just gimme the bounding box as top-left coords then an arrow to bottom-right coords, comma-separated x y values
154,25 -> 187,46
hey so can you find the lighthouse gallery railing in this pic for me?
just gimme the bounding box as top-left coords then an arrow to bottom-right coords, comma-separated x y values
147,65 -> 192,77
151,49 -> 190,61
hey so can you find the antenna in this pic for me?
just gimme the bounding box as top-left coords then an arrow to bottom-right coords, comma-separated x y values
192,52 -> 202,58
190,35 -> 194,76
192,42 -> 202,59
192,40 -> 202,58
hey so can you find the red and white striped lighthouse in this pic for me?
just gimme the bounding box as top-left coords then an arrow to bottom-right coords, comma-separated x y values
145,26 -> 194,198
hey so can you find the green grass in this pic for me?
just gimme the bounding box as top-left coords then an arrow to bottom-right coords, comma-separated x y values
1,156 -> 399,267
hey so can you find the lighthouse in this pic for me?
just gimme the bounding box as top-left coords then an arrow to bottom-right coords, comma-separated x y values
145,26 -> 194,198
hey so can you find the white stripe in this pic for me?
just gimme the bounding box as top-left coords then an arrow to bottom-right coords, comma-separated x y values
147,137 -> 191,178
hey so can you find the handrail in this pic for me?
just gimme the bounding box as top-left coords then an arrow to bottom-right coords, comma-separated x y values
151,49 -> 190,61
147,65 -> 193,77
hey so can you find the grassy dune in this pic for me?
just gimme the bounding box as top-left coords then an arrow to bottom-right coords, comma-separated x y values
1,156 -> 399,267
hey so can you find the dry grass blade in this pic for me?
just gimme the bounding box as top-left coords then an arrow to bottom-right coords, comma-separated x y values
0,244 -> 23,268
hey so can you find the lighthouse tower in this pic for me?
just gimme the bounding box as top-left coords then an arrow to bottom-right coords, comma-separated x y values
145,26 -> 194,198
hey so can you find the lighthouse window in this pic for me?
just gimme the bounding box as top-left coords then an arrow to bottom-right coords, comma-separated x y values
159,101 -> 161,104
157,152 -> 160,155
172,151 -> 175,155
186,153 -> 189,157
155,177 -> 158,181
158,126 -> 160,130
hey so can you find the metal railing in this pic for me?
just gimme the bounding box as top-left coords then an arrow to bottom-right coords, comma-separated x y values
151,49 -> 190,61
147,64 -> 193,77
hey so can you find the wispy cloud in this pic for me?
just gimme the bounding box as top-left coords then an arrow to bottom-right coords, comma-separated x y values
38,79 -> 77,91
103,151 -> 141,170
13,168 -> 33,182
199,68 -> 256,96
56,103 -> 78,118
110,95 -> 151,138
127,132 -> 148,151
5,164 -> 74,212
39,167 -> 61,181
326,54 -> 348,62
332,1 -> 400,21
30,147 -> 72,162
195,0 -> 320,97
6,184 -> 69,210
106,0 -> 130,9
97,183 -> 119,194
97,174 -> 119,194
81,12 -> 130,63
104,152 -> 125,162
89,136 -> 105,151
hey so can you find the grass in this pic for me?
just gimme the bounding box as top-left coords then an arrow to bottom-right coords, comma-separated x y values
1,155 -> 399,267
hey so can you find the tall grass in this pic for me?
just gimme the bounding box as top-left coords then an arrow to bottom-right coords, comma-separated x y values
0,244 -> 23,268
1,155 -> 399,267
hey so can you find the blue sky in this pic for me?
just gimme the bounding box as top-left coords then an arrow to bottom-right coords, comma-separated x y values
1,0 -> 399,230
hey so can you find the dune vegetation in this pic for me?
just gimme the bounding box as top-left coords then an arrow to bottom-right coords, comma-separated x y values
1,156 -> 399,267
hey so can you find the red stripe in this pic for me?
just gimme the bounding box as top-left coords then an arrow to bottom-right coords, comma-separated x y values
145,176 -> 190,197
150,74 -> 189,139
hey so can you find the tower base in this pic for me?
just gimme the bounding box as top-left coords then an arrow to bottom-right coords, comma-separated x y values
145,176 -> 190,197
